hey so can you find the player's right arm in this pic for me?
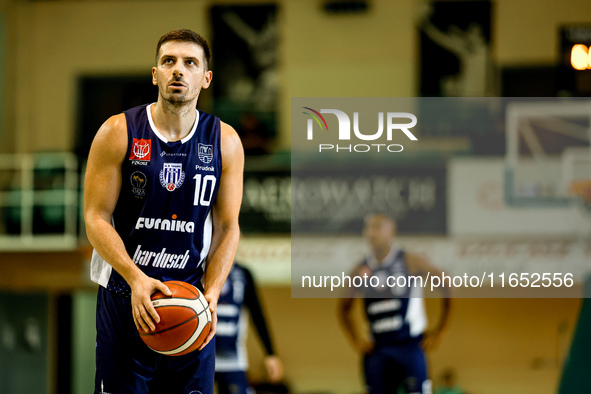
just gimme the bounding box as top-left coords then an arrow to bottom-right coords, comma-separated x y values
406,252 -> 453,351
84,114 -> 171,333
337,264 -> 374,354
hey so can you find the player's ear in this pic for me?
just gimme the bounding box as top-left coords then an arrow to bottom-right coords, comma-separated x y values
152,67 -> 158,86
202,70 -> 212,89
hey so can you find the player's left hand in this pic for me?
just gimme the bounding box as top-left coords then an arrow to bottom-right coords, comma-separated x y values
421,329 -> 444,351
198,292 -> 218,351
264,355 -> 284,383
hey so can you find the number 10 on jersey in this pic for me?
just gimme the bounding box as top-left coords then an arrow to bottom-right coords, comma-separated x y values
193,174 -> 217,206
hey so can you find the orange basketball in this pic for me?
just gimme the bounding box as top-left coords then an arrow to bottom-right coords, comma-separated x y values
139,281 -> 212,356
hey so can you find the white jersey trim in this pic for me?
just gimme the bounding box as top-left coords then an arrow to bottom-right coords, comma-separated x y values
145,103 -> 200,144
90,249 -> 112,288
199,210 -> 213,268
215,309 -> 249,372
217,304 -> 240,317
406,285 -> 427,337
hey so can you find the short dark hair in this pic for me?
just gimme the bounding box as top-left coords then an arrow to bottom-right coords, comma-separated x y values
364,213 -> 397,231
155,29 -> 211,70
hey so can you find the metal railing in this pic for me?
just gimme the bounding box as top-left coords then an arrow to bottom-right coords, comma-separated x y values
0,151 -> 292,251
0,153 -> 79,251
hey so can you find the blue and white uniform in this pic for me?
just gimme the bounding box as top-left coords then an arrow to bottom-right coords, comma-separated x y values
215,264 -> 276,394
362,247 -> 432,394
92,103 -> 221,394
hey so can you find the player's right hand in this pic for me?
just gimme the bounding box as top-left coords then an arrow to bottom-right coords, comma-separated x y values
198,291 -> 218,351
129,274 -> 172,333
421,329 -> 443,352
264,355 -> 284,382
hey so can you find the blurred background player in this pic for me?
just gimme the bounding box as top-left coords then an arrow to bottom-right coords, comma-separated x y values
338,214 -> 452,394
216,262 -> 284,394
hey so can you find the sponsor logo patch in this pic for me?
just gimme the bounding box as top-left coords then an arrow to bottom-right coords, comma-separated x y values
130,171 -> 147,198
129,138 -> 151,165
135,214 -> 195,233
132,245 -> 190,269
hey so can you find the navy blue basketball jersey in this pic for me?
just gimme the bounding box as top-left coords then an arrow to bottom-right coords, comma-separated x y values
90,103 -> 222,295
362,248 -> 427,347
216,265 -> 249,371
215,264 -> 276,372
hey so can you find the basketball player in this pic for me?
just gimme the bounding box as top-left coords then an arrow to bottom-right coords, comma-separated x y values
338,214 -> 452,394
84,29 -> 244,393
215,262 -> 283,394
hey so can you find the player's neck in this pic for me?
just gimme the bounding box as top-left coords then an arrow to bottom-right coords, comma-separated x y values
372,244 -> 392,264
152,100 -> 197,142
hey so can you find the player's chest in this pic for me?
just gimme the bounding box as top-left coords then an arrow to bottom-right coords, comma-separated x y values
125,139 -> 219,200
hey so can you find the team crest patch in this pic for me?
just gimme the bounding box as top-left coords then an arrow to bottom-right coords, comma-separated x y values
129,138 -> 151,163
159,163 -> 185,191
198,143 -> 213,164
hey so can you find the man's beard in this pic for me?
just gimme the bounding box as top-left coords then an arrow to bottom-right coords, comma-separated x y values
159,77 -> 198,103
158,87 -> 199,117
163,90 -> 190,104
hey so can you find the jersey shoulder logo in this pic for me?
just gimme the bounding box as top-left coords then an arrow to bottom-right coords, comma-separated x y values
198,143 -> 213,164
129,138 -> 152,165
159,163 -> 185,191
